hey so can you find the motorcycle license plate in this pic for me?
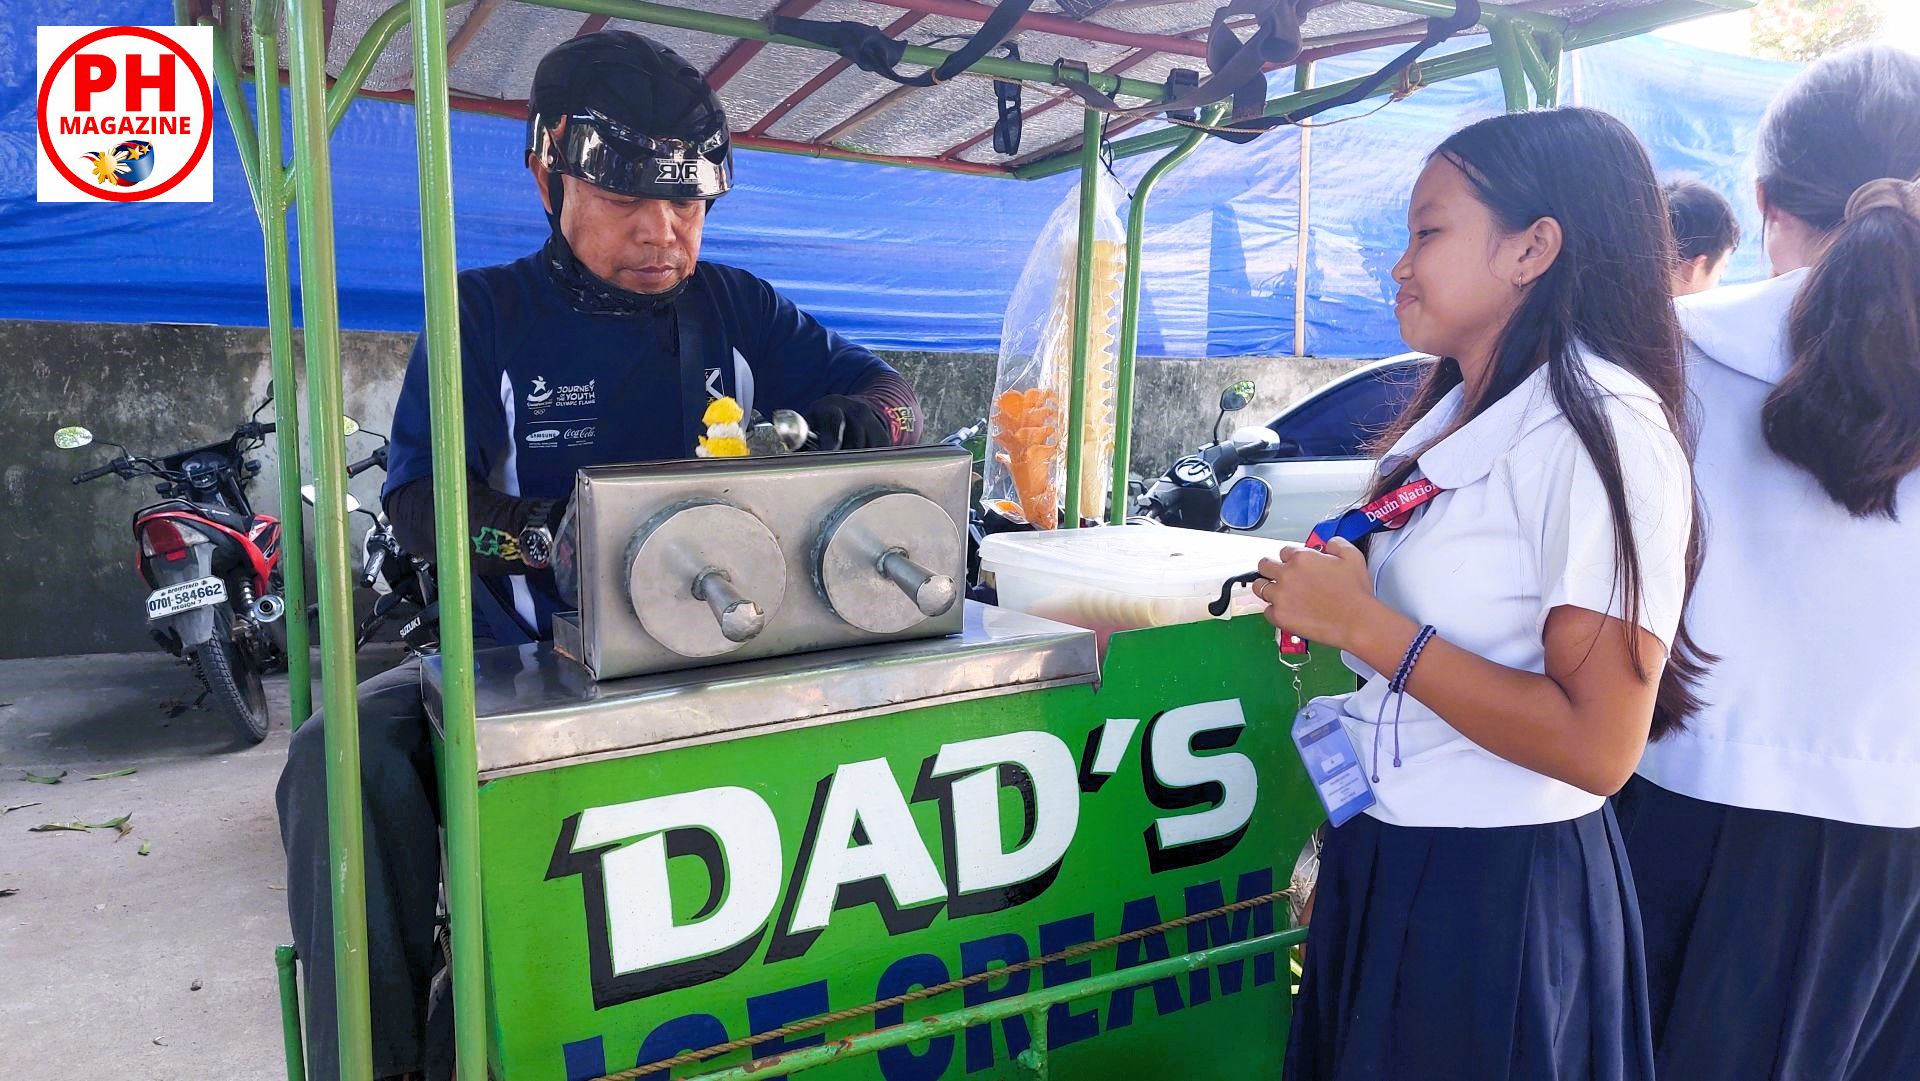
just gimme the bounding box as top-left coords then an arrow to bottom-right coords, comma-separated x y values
146,577 -> 227,621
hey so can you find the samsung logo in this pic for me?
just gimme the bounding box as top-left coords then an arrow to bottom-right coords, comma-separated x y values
525,429 -> 561,445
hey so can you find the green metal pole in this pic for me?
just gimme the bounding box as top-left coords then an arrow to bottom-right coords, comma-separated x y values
254,19 -> 313,728
203,18 -> 262,220
276,945 -> 311,1081
1061,108 -> 1102,530
1490,20 -> 1534,112
1521,30 -> 1565,107
329,2 -> 411,133
282,0 -> 413,206
1108,104 -> 1221,525
203,13 -> 310,726
681,927 -> 1307,1081
1015,1005 -> 1050,1078
409,0 -> 488,1077
287,0 -> 374,1074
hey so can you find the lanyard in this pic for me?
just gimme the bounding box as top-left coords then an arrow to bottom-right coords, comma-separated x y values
1273,478 -> 1443,657
1305,477 -> 1443,551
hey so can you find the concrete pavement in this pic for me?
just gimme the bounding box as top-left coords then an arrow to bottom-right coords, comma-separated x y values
0,647 -> 403,1081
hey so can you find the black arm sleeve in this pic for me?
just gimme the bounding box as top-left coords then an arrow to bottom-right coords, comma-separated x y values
846,367 -> 922,446
384,474 -> 565,578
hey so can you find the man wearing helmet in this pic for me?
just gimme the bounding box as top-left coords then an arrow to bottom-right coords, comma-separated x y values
382,29 -> 920,645
276,32 -> 921,1081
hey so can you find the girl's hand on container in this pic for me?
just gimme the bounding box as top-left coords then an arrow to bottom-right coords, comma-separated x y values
1253,538 -> 1405,654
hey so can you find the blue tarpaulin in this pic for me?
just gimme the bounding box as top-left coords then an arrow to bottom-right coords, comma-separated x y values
0,2 -> 1797,356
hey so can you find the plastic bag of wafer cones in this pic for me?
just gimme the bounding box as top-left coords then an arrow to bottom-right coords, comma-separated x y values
984,174 -> 1128,530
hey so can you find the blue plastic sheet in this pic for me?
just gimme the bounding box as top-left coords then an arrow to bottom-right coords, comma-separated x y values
0,1 -> 1799,357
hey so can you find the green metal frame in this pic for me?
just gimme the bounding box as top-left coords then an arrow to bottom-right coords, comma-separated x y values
1109,104 -> 1227,525
275,944 -> 310,1081
1061,108 -> 1103,530
287,0 -> 381,1071
200,1 -> 1743,1076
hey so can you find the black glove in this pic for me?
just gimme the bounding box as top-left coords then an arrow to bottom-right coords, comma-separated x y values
803,395 -> 893,451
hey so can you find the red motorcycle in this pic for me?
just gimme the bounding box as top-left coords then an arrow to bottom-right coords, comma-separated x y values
60,416 -> 287,743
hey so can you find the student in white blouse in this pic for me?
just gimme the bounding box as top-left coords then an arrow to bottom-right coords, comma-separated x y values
1259,108 -> 1704,1081
1615,45 -> 1920,1081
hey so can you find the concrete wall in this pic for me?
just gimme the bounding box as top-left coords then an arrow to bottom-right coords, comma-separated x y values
0,318 -> 1355,658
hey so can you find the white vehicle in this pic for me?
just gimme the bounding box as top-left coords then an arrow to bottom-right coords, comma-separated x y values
1228,352 -> 1432,541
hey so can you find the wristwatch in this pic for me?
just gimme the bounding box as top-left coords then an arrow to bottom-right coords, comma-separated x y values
519,502 -> 555,570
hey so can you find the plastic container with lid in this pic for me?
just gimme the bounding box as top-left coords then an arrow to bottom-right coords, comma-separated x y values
979,526 -> 1280,647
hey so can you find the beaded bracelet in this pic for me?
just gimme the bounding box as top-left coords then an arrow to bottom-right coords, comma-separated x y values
1390,625 -> 1439,695
1370,624 -> 1438,781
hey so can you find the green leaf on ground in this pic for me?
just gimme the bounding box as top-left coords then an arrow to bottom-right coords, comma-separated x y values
4,802 -> 41,814
87,767 -> 137,781
28,814 -> 133,837
84,814 -> 133,838
137,840 -> 152,857
22,770 -> 66,785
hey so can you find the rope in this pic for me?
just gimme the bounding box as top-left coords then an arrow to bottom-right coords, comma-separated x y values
589,888 -> 1295,1081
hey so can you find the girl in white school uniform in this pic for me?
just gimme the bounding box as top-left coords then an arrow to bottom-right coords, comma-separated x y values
1260,108 -> 1706,1081
1615,45 -> 1920,1081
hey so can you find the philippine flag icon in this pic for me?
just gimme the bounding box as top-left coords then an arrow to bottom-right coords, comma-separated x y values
83,140 -> 156,187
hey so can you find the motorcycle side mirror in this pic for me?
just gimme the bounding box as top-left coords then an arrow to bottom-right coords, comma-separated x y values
54,426 -> 94,450
342,415 -> 361,437
253,381 -> 275,422
1220,476 -> 1273,532
300,483 -> 362,514
1218,380 -> 1256,415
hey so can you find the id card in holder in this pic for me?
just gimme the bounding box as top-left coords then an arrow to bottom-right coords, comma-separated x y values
1291,696 -> 1375,827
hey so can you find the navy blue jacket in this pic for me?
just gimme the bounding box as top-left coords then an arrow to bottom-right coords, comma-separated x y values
383,252 -> 908,640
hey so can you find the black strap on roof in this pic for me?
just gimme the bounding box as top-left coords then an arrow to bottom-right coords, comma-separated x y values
773,0 -> 1480,150
1059,0 -> 1478,146
772,0 -> 1037,89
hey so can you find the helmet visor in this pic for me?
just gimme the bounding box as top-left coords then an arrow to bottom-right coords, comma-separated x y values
542,110 -> 731,201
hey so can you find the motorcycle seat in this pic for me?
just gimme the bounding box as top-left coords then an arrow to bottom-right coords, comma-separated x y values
143,499 -> 256,539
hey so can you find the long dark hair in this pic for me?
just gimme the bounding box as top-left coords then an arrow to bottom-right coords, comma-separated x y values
1755,44 -> 1920,519
1370,108 -> 1707,737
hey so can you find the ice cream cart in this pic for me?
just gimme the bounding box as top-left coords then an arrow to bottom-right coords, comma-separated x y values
181,0 -> 1755,1077
422,445 -> 1346,1079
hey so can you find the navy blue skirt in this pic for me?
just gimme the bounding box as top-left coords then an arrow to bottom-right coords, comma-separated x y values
1284,806 -> 1655,1081
1614,774 -> 1920,1081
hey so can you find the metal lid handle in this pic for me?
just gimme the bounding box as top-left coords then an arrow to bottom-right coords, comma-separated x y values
693,569 -> 767,643
877,548 -> 958,619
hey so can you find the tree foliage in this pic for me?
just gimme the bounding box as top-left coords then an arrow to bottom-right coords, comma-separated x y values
1750,0 -> 1883,61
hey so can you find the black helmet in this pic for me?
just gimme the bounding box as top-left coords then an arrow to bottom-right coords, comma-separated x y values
526,31 -> 732,202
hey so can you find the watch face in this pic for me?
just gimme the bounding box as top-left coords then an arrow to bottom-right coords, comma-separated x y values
520,527 -> 553,569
